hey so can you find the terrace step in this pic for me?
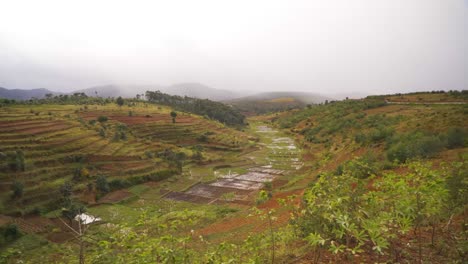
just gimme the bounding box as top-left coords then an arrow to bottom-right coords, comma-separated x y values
164,191 -> 215,204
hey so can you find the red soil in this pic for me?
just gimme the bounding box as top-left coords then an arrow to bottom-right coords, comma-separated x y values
18,124 -> 73,135
197,190 -> 303,237
80,112 -> 198,125
87,155 -> 141,162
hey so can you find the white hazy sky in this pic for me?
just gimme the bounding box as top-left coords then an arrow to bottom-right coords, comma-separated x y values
0,0 -> 467,94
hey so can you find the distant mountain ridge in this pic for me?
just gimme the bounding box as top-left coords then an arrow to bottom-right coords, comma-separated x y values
0,83 -> 241,101
0,85 -> 333,104
0,87 -> 62,100
75,83 -> 241,101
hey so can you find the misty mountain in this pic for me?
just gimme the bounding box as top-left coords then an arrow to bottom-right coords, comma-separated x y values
0,87 -> 62,100
75,83 -> 241,101
74,85 -> 158,98
163,83 -> 241,101
226,91 -> 335,115
229,91 -> 334,104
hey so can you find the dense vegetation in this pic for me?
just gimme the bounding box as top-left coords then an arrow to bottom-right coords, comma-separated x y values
145,90 -> 245,127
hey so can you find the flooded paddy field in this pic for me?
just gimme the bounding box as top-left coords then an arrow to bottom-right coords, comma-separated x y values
165,123 -> 303,204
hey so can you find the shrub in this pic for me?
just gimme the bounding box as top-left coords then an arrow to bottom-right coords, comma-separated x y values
0,224 -> 21,244
99,128 -> 106,138
197,134 -> 208,142
116,96 -> 124,107
170,111 -> 177,123
354,133 -> 366,145
96,175 -> 110,193
192,151 -> 203,161
256,190 -> 270,205
7,151 -> 25,172
368,126 -> 394,143
387,132 -> 445,163
144,151 -> 154,159
97,116 -> 108,123
447,127 -> 465,149
11,181 -> 24,199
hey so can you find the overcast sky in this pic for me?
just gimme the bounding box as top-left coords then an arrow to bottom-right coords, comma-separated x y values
0,0 -> 466,95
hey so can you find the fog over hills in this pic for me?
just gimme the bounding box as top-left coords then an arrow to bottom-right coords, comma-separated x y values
75,83 -> 243,101
0,87 -> 62,100
228,91 -> 334,104
225,91 -> 336,114
0,83 -> 244,101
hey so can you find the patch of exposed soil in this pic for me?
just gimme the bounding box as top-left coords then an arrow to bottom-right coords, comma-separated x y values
98,190 -> 132,204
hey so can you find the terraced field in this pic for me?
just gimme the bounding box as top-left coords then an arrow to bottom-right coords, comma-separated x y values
0,103 -> 250,215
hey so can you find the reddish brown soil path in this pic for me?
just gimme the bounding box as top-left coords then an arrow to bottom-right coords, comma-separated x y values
196,189 -> 303,238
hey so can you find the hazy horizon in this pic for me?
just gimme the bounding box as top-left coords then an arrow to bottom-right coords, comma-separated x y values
1,0 -> 467,95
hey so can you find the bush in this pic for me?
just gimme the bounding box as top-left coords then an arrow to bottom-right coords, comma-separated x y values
96,175 -> 110,193
97,116 -> 108,123
11,181 -> 24,199
99,128 -> 106,138
0,224 -> 21,244
256,190 -> 270,205
144,151 -> 154,159
354,133 -> 366,145
387,132 -> 445,163
197,134 -> 208,142
7,151 -> 25,172
368,126 -> 394,143
447,127 -> 465,149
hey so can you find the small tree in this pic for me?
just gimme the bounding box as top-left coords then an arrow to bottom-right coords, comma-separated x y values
96,175 -> 110,194
97,116 -> 108,123
8,151 -> 25,172
447,127 -> 465,149
170,111 -> 177,123
11,180 -> 24,199
99,128 -> 106,138
116,96 -> 124,107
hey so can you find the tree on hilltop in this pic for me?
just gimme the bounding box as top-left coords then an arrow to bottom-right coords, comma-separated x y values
170,111 -> 177,123
116,96 -> 124,107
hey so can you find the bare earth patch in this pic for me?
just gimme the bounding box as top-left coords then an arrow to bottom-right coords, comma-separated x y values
98,190 -> 133,204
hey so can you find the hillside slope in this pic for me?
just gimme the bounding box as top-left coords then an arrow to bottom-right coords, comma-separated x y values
0,100 -> 250,215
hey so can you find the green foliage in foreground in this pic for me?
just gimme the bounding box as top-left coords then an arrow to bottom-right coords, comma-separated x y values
0,224 -> 21,247
298,161 -> 467,263
1,161 -> 466,263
